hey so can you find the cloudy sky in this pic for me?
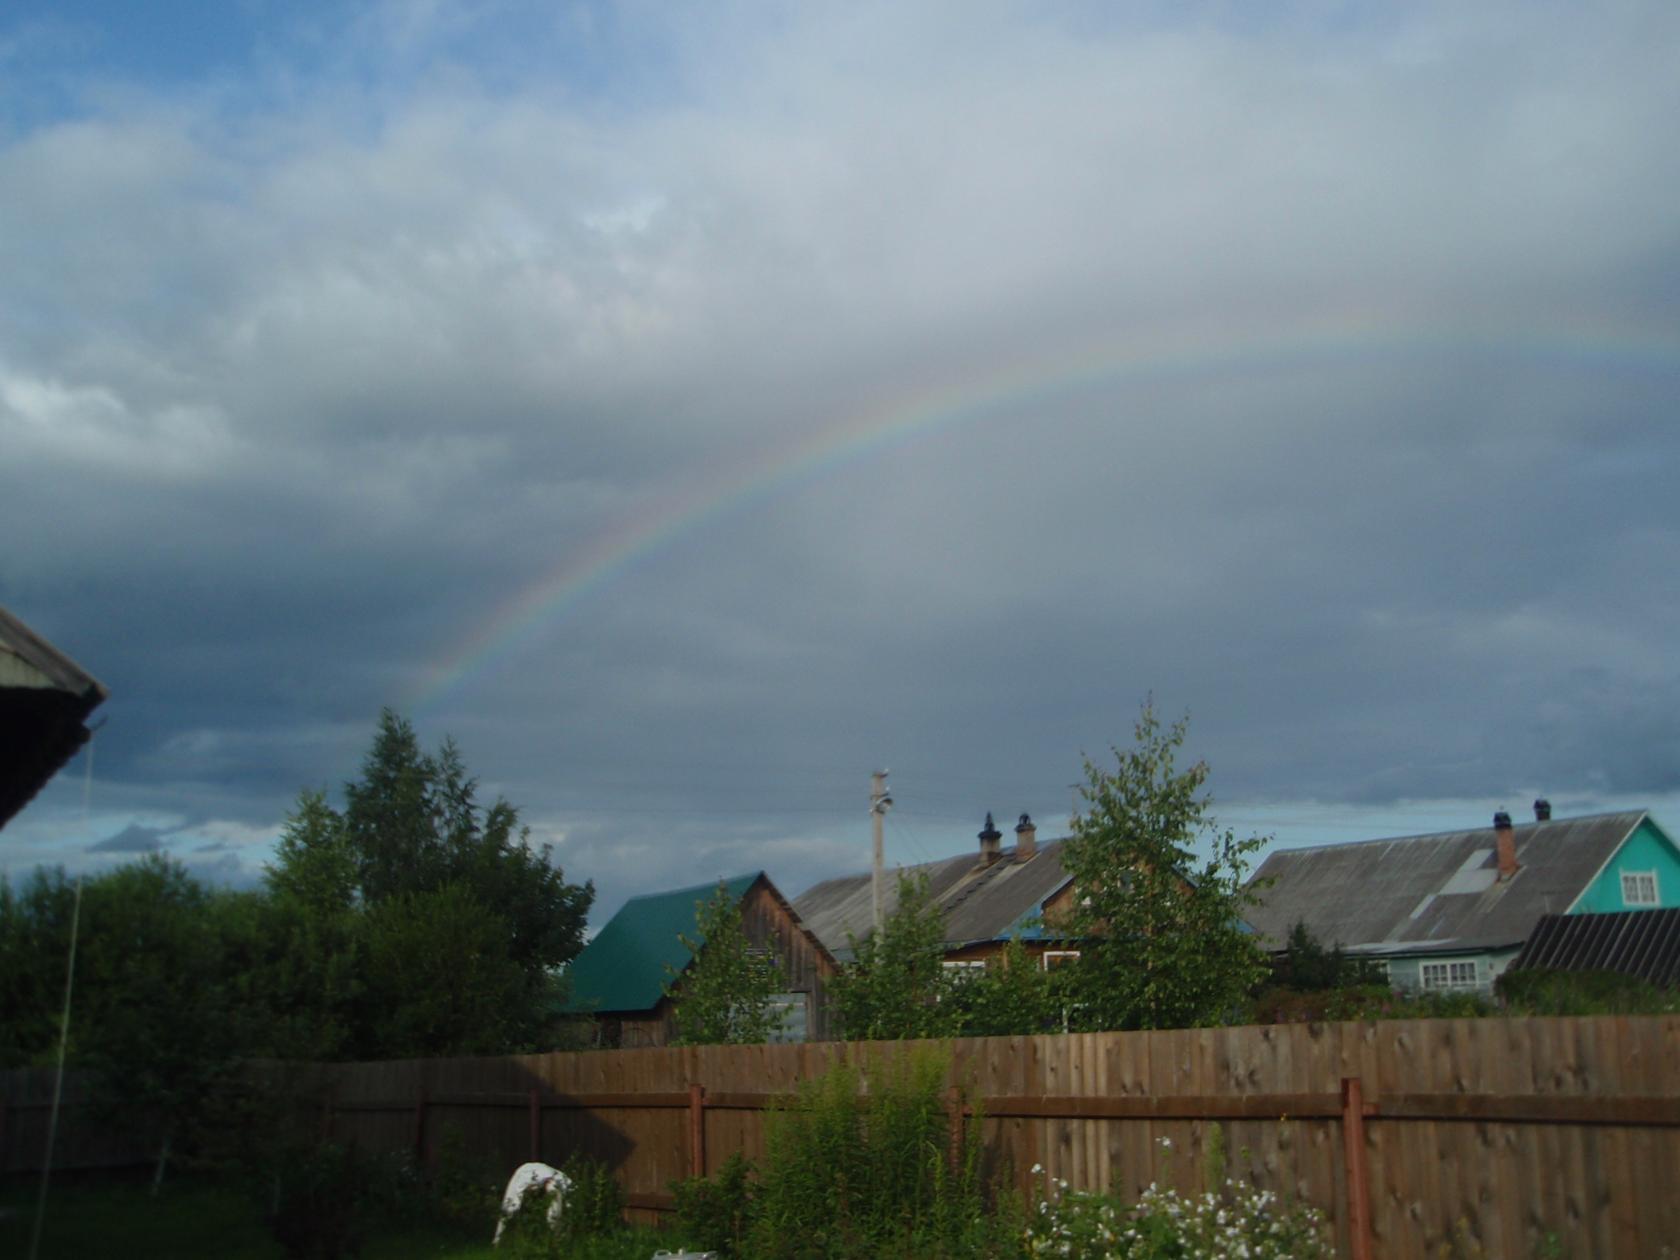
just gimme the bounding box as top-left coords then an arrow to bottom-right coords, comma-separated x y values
3,0 -> 1678,925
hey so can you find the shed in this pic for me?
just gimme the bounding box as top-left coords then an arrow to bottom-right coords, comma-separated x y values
564,871 -> 837,1047
1509,909 -> 1680,990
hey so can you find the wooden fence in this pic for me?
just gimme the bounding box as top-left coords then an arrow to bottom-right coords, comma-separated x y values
6,1017 -> 1679,1259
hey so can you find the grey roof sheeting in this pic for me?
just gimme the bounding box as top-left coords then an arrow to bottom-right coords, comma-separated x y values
1243,811 -> 1646,955
1511,909 -> 1680,989
0,606 -> 108,831
793,838 -> 1072,960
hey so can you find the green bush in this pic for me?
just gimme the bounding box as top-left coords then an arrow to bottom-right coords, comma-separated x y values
673,1151 -> 759,1257
1250,982 -> 1500,1023
557,1155 -> 626,1241
1496,967 -> 1680,1015
738,1047 -> 1015,1260
262,1142 -> 379,1259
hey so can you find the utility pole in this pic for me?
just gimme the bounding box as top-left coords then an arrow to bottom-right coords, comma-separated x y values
870,770 -> 892,933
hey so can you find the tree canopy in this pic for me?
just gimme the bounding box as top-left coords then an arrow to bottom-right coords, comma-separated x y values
262,709 -> 594,1058
830,873 -> 1066,1040
828,871 -> 956,1040
1059,700 -> 1270,1030
664,882 -> 785,1045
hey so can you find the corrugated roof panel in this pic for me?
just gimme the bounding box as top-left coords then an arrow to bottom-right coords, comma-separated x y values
1512,909 -> 1680,988
793,840 -> 1073,957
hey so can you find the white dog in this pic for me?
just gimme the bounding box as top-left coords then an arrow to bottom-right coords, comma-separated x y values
492,1161 -> 573,1246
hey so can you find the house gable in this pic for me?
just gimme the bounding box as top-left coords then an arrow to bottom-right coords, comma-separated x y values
1244,811 -> 1647,956
1568,817 -> 1680,915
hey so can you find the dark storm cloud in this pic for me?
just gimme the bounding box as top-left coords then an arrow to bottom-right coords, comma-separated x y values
2,1 -> 1678,912
87,823 -> 166,853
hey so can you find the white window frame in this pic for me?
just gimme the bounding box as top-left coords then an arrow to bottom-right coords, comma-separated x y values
1041,949 -> 1081,971
1621,870 -> 1659,907
1419,959 -> 1479,991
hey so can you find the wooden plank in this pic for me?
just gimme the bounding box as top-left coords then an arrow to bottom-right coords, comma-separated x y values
1530,1018 -> 1579,1256
688,1083 -> 705,1180
1378,1021 -> 1426,1255
1374,1093 -> 1680,1126
1102,1029 -> 1139,1200
1435,1021 -> 1474,1255
1598,1017 -> 1638,1260
980,1091 -> 1345,1119
1470,1021 -> 1518,1260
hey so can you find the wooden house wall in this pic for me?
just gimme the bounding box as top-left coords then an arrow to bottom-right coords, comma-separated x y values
738,877 -> 839,1041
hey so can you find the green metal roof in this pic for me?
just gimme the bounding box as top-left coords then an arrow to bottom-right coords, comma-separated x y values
563,872 -> 763,1015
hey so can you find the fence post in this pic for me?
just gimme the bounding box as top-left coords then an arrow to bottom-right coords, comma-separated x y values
689,1083 -> 706,1179
412,1084 -> 427,1167
1341,1075 -> 1373,1260
319,1089 -> 335,1144
528,1089 -> 541,1162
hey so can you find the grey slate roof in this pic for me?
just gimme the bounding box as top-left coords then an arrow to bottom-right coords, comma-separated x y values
1511,909 -> 1680,988
1243,811 -> 1646,956
793,839 -> 1072,960
0,606 -> 107,831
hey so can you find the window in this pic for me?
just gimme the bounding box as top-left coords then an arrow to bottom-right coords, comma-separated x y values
1419,960 -> 1478,991
1622,871 -> 1659,907
942,961 -> 985,990
1041,950 -> 1081,971
766,992 -> 809,1043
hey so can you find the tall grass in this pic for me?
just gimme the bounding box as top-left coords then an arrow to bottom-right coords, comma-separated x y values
676,1046 -> 1019,1260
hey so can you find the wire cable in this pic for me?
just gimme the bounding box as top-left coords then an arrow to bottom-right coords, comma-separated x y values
30,733 -> 93,1260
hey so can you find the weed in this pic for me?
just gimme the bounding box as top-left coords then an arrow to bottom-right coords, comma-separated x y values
672,1151 -> 758,1257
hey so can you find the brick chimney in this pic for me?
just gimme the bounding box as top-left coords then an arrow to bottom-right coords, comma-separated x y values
978,812 -> 1003,867
1494,809 -> 1519,881
1533,798 -> 1552,822
1014,813 -> 1037,860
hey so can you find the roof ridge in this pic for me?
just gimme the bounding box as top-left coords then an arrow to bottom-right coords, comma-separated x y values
797,835 -> 1070,895
622,870 -> 762,905
1260,811 -> 1645,856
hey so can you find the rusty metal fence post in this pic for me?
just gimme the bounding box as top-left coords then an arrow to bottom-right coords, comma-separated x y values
1341,1075 -> 1373,1260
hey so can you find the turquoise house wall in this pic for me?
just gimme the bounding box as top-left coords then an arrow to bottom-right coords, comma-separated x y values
1568,817 -> 1680,914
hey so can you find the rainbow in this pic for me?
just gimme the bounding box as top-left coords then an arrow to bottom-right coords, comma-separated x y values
407,312 -> 1677,713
